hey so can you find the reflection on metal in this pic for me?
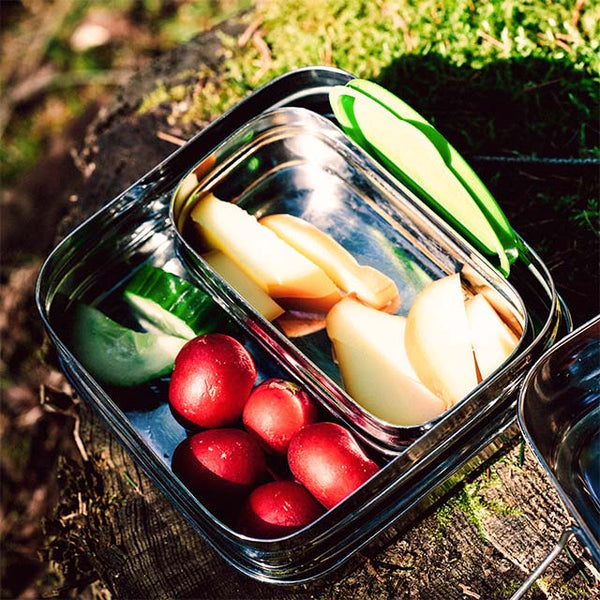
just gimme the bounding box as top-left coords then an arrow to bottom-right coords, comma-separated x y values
516,316 -> 600,592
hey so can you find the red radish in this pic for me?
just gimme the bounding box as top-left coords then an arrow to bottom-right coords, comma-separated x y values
288,422 -> 379,509
243,378 -> 319,455
172,428 -> 267,502
169,333 -> 256,429
239,480 -> 324,538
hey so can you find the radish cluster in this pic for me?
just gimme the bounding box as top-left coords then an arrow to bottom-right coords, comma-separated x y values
168,333 -> 379,537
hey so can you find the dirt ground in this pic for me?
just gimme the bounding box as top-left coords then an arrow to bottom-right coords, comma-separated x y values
1,4 -> 159,594
1,104 -> 99,598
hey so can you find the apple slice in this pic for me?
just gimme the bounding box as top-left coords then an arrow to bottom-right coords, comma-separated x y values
405,273 -> 478,406
465,293 -> 520,380
460,264 -> 524,336
326,296 -> 447,426
190,194 -> 342,313
471,284 -> 523,338
260,213 -> 399,310
202,250 -> 284,322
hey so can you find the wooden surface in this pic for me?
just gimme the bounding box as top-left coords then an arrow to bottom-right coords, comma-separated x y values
45,20 -> 599,600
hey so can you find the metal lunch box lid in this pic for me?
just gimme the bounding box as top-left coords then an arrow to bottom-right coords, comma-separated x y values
512,315 -> 599,598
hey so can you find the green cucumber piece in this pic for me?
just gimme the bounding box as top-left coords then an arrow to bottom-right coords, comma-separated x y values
346,79 -> 519,264
123,265 -> 222,339
70,303 -> 187,387
330,86 -> 510,275
347,79 -> 427,123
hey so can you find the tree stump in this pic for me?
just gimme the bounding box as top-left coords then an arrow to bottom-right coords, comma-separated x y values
44,19 -> 599,600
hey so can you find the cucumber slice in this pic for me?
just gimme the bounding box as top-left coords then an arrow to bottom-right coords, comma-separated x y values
330,83 -> 514,275
70,303 -> 187,387
346,79 -> 519,264
123,265 -> 223,339
330,86 -> 510,275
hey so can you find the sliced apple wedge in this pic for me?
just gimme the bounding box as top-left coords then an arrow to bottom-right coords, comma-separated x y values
465,293 -> 520,380
405,273 -> 478,406
326,296 -> 447,426
460,264 -> 524,336
260,213 -> 399,310
190,194 -> 342,313
202,250 -> 284,322
471,284 -> 523,338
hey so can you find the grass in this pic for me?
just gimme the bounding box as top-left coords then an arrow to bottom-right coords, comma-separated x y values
3,0 -> 598,189
156,0 -> 599,148
133,0 -> 598,250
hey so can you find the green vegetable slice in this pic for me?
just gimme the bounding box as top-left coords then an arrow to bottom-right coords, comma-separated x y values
329,83 -> 515,275
123,265 -> 223,339
330,85 -> 510,274
70,303 -> 187,387
346,79 -> 520,264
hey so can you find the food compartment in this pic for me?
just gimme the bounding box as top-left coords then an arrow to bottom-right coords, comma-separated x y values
46,237 -> 388,539
172,106 -> 527,450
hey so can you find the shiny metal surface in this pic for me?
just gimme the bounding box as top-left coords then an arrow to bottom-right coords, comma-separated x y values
519,315 -> 600,565
35,67 -> 571,583
171,106 -> 528,451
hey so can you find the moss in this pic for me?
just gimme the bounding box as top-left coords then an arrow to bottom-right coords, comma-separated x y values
180,59 -> 250,126
169,84 -> 188,102
136,0 -> 599,173
434,503 -> 453,540
454,484 -> 490,542
532,576 -> 593,599
496,580 -> 529,598
440,470 -> 522,543
137,83 -> 172,113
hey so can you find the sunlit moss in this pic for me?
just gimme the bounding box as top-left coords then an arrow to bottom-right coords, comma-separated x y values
137,84 -> 171,113
137,0 -> 599,163
497,576 -> 593,599
436,471 -> 522,543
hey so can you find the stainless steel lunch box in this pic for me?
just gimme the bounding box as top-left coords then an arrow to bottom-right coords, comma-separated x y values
36,67 -> 573,583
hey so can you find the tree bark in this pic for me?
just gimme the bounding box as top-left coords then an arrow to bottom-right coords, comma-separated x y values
44,18 -> 598,600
